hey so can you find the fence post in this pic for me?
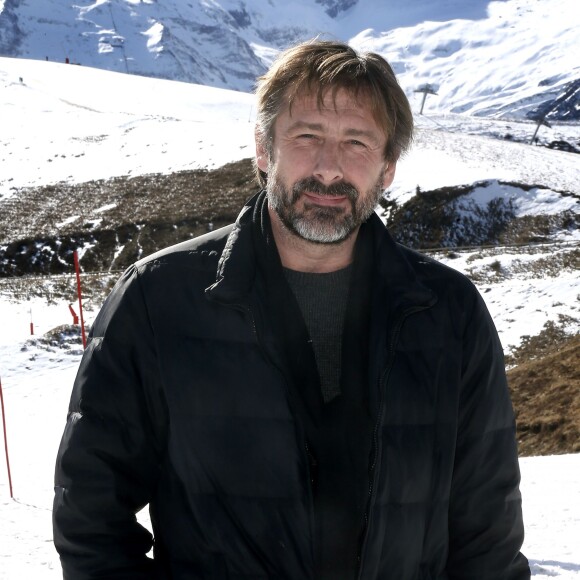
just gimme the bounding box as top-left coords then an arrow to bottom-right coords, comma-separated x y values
0,376 -> 14,498
73,251 -> 87,349
68,304 -> 79,325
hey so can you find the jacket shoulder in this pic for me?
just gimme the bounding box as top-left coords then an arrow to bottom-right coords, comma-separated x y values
134,224 -> 234,273
396,243 -> 477,293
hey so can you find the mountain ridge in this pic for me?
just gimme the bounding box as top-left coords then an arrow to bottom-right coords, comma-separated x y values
1,0 -> 578,119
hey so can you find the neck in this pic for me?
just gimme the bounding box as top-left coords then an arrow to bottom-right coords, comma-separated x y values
268,207 -> 358,273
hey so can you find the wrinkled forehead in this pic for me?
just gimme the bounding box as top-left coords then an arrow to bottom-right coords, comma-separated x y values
283,84 -> 389,135
284,83 -> 366,113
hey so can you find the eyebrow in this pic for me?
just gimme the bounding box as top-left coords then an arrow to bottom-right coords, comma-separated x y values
286,121 -> 382,144
286,121 -> 324,133
344,128 -> 381,143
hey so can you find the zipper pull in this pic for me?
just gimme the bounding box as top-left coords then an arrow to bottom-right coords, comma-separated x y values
305,442 -> 318,491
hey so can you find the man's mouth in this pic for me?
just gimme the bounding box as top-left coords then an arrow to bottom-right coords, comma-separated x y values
289,177 -> 358,211
303,192 -> 348,206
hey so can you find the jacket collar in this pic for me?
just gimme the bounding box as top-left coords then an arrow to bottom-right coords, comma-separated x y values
206,190 -> 269,305
206,189 -> 437,312
367,211 -> 437,313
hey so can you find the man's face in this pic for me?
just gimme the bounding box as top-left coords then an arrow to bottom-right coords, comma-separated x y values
256,88 -> 396,244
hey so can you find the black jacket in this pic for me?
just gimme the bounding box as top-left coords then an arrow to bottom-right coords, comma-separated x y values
54,192 -> 530,579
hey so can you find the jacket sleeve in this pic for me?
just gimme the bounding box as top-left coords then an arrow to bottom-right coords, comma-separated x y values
447,286 -> 530,580
53,265 -> 168,579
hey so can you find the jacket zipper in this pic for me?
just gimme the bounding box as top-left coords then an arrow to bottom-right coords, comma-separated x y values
305,441 -> 318,491
356,305 -> 430,579
210,295 -> 317,573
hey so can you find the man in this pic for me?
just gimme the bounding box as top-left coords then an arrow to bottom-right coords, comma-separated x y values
53,40 -> 530,579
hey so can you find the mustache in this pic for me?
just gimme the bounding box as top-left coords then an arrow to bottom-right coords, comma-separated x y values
291,177 -> 359,202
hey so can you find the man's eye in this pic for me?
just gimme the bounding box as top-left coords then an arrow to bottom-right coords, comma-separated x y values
348,139 -> 366,147
298,134 -> 316,139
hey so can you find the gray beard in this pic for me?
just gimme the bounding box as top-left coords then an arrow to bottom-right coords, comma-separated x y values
267,172 -> 385,244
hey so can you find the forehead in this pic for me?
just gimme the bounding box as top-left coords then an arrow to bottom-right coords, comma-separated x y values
280,87 -> 383,130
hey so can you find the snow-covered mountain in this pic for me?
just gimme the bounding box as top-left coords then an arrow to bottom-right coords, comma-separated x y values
0,6 -> 579,579
0,0 -> 578,120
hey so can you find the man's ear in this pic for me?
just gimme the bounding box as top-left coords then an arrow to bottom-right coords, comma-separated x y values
382,160 -> 397,189
255,130 -> 269,173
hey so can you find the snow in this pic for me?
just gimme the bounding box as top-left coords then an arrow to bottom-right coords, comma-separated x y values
0,57 -> 256,197
142,22 -> 164,52
521,454 -> 580,577
1,0 -> 579,114
0,0 -> 579,576
94,203 -> 117,213
481,274 -> 580,350
461,184 -> 580,218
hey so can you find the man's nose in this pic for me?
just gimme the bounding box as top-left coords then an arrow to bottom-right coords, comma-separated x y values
313,141 -> 343,185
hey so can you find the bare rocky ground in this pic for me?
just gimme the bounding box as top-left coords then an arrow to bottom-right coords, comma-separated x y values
507,328 -> 579,456
0,160 -> 259,275
0,158 -> 578,457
